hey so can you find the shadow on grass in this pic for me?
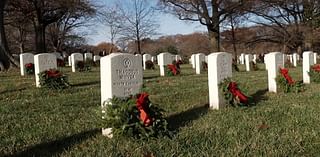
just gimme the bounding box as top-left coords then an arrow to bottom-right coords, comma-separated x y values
72,81 -> 100,87
7,128 -> 100,157
250,89 -> 268,104
0,87 -> 27,95
166,104 -> 209,132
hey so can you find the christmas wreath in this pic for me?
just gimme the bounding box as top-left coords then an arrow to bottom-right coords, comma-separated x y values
309,64 -> 320,83
102,93 -> 170,138
276,68 -> 304,93
219,78 -> 249,107
24,63 -> 34,75
39,69 -> 70,89
165,63 -> 180,76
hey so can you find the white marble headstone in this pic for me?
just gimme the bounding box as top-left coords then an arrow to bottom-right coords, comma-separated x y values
84,53 -> 93,61
71,53 -> 83,72
245,54 -> 253,72
293,53 -> 298,67
143,54 -> 152,70
20,53 -> 34,76
208,52 -> 232,109
100,53 -> 143,137
240,53 -> 245,64
68,56 -> 72,66
94,55 -> 101,62
191,54 -> 196,69
253,54 -> 257,63
100,53 -> 143,105
34,53 -> 57,87
266,52 -> 284,93
195,53 -> 206,74
314,53 -> 317,64
158,52 -> 173,76
303,51 -> 314,84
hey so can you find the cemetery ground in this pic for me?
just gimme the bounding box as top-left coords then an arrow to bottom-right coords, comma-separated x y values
1,64 -> 320,156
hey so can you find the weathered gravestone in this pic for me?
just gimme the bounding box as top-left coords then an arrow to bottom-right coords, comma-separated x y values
195,53 -> 206,74
93,55 -> 101,62
293,53 -> 298,67
245,54 -> 253,71
84,53 -> 93,61
71,53 -> 83,72
266,52 -> 284,93
20,53 -> 34,76
303,51 -> 314,84
143,54 -> 152,70
100,53 -> 143,137
191,54 -> 196,69
34,53 -> 57,87
208,52 -> 232,109
314,53 -> 317,64
158,52 -> 173,76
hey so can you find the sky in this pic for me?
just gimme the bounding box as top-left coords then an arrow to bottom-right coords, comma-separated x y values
86,0 -> 207,45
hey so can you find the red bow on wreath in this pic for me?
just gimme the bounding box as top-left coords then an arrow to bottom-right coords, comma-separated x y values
228,82 -> 248,104
167,64 -> 178,75
136,93 -> 152,126
25,63 -> 34,68
280,68 -> 294,85
312,64 -> 320,72
46,69 -> 62,78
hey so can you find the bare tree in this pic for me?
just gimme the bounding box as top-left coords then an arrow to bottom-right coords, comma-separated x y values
47,1 -> 95,53
116,0 -> 159,54
99,7 -> 122,54
247,0 -> 320,53
159,0 -> 248,52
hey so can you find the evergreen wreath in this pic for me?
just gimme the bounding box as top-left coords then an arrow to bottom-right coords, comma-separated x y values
39,69 -> 70,89
102,93 -> 170,139
24,63 -> 34,75
276,68 -> 304,93
165,63 -> 180,76
219,78 -> 249,107
309,64 -> 320,83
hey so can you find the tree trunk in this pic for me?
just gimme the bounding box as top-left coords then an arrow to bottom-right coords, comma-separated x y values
34,23 -> 47,54
208,27 -> 220,52
19,43 -> 24,54
230,18 -> 237,59
0,0 -> 18,69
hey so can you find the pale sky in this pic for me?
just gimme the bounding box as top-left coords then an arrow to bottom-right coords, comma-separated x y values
86,0 -> 207,45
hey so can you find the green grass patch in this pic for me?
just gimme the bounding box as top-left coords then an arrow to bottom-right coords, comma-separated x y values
1,64 -> 320,156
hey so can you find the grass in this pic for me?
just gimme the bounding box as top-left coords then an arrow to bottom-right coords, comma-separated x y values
1,64 -> 320,156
